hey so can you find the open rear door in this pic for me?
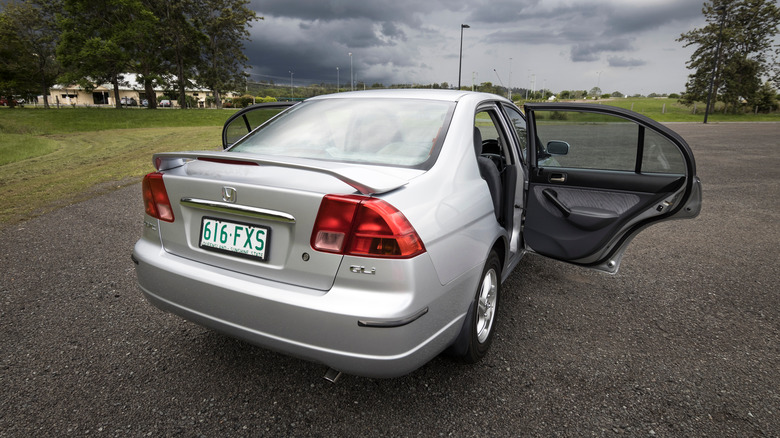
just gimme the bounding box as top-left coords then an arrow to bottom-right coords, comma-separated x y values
222,102 -> 298,149
523,103 -> 701,273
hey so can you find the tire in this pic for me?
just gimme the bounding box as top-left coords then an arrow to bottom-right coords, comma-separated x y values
457,250 -> 501,364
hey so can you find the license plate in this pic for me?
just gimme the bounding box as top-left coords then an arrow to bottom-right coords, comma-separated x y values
199,217 -> 270,262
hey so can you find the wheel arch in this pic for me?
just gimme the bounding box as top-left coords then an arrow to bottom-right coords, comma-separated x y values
491,236 -> 507,279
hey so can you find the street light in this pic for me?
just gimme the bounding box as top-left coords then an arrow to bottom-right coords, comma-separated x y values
349,52 -> 353,91
336,67 -> 339,92
458,24 -> 470,89
493,68 -> 505,95
704,6 -> 727,124
508,57 -> 512,100
289,70 -> 294,99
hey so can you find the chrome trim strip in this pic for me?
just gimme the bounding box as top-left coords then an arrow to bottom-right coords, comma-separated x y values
180,198 -> 296,223
358,307 -> 429,328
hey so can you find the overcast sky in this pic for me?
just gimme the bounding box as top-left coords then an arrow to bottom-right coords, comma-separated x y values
244,0 -> 712,95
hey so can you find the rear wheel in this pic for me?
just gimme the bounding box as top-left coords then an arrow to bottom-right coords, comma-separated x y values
459,251 -> 501,363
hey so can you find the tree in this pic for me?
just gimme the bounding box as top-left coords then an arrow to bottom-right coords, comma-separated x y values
133,0 -> 169,109
193,0 -> 259,109
0,0 -> 63,108
58,0 -> 157,108
754,81 -> 779,112
0,8 -> 34,107
589,87 -> 602,97
159,0 -> 205,109
678,0 -> 780,113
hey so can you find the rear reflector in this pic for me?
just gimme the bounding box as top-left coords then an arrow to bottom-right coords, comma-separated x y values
311,195 -> 425,258
142,172 -> 174,222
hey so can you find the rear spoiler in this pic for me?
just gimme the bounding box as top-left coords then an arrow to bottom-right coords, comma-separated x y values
152,151 -> 409,196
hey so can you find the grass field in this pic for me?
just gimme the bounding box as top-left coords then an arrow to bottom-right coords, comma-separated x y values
511,97 -> 780,123
574,97 -> 780,122
1,100 -> 778,228
0,107 -> 238,227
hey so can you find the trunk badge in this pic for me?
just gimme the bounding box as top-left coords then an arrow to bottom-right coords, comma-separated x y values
222,187 -> 237,203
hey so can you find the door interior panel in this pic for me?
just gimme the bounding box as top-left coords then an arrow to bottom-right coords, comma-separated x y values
525,181 -> 670,260
525,166 -> 686,262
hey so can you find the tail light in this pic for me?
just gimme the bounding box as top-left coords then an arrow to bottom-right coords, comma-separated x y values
311,194 -> 425,259
142,172 -> 174,222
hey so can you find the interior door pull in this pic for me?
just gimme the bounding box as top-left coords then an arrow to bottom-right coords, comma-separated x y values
542,188 -> 571,217
549,173 -> 566,183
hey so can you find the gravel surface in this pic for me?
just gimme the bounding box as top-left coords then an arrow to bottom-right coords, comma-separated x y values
1,122 -> 778,437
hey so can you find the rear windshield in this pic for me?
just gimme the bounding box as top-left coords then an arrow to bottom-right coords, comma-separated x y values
230,98 -> 454,168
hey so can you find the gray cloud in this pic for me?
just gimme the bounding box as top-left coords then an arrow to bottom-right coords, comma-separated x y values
243,0 -> 707,93
604,1 -> 704,37
607,56 -> 647,68
249,0 -> 448,27
571,39 -> 635,63
465,0 -> 541,24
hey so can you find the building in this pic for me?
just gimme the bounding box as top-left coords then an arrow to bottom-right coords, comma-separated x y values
47,73 -> 237,108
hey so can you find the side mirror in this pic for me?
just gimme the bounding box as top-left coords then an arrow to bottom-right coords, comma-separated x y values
546,140 -> 570,155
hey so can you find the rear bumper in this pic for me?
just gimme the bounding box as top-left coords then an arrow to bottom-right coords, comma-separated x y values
132,238 -> 478,378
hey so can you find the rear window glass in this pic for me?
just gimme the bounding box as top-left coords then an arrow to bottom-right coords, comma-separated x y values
231,98 -> 455,168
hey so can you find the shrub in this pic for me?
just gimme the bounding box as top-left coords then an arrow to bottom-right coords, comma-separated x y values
550,111 -> 568,120
232,95 -> 256,108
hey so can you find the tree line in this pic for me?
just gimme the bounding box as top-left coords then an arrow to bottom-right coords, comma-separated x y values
678,0 -> 779,113
0,0 -> 259,109
2,0 -> 778,113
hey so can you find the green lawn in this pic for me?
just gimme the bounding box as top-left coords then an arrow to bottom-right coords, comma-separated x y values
0,106 -> 234,134
533,97 -> 780,122
0,107 -> 239,228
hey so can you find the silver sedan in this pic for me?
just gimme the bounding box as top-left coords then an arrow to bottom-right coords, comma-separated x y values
132,90 -> 701,378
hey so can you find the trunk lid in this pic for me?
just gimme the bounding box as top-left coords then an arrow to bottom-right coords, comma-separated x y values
154,152 -> 422,291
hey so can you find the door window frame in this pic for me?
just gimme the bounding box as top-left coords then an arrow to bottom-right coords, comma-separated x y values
525,103 -> 697,188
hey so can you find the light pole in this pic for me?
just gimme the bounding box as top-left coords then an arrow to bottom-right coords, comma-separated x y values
336,67 -> 339,92
704,6 -> 727,124
289,70 -> 294,99
508,57 -> 512,100
458,24 -> 470,90
493,68 -> 505,95
349,52 -> 353,91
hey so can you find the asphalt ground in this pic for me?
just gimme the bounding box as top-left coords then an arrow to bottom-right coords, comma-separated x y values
1,122 -> 778,437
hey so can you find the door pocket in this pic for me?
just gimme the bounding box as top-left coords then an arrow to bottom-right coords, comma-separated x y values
542,188 -> 619,231
535,185 -> 640,231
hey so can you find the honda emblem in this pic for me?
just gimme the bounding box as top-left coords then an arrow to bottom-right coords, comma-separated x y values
222,187 -> 237,203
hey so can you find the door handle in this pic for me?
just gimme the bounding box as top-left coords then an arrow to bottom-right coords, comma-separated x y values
549,173 -> 566,183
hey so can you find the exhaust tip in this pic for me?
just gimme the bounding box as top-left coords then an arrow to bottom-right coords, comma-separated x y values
323,368 -> 342,383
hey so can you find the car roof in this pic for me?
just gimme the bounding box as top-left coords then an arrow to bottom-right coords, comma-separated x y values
306,89 -> 511,104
